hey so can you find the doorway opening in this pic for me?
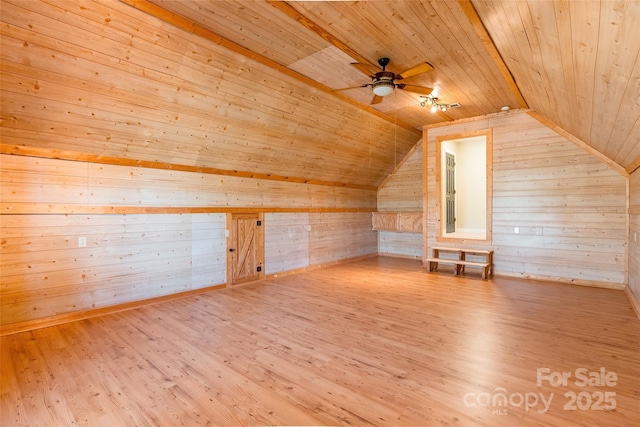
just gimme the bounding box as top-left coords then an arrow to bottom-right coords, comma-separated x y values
436,130 -> 492,243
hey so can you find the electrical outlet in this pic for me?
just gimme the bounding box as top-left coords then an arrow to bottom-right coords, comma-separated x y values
535,227 -> 543,236
514,227 -> 519,234
78,237 -> 87,248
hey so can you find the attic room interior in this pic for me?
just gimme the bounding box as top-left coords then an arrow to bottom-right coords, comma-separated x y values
1,0 -> 639,425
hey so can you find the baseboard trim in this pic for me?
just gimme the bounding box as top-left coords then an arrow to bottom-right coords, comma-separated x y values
377,252 -> 422,260
625,286 -> 640,320
492,271 -> 626,290
1,283 -> 226,337
264,253 -> 378,280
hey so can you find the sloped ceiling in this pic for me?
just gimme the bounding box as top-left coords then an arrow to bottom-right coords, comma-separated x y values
144,0 -> 524,126
1,0 -> 639,190
145,0 -> 640,173
472,0 -> 640,173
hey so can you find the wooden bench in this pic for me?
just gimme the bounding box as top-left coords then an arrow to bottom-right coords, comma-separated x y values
427,247 -> 493,279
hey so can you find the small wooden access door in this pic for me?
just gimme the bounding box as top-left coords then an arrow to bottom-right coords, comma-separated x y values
227,213 -> 264,285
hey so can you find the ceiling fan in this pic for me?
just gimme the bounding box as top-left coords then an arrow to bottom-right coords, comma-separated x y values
334,57 -> 435,104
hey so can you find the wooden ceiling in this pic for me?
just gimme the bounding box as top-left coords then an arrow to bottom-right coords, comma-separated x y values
1,0 -> 639,190
473,0 -> 640,173
138,0 -> 523,129
144,0 -> 640,173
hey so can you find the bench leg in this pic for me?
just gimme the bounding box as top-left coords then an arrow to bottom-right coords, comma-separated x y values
482,265 -> 488,280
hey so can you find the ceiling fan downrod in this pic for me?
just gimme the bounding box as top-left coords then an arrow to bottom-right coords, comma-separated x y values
377,57 -> 390,70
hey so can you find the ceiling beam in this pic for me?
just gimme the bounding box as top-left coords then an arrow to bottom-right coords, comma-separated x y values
117,0 -> 420,136
458,0 -> 529,109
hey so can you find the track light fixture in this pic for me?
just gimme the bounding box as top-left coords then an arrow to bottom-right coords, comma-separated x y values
419,95 -> 459,113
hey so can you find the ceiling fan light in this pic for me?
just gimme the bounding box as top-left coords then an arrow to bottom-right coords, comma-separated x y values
372,81 -> 394,96
430,105 -> 438,113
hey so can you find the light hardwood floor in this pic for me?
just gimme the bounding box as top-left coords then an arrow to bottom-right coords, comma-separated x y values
2,257 -> 639,426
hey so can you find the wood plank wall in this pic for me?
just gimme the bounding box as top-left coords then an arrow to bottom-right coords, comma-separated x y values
629,169 -> 640,310
376,143 -> 423,258
413,111 -> 627,286
0,154 -> 377,328
0,0 -> 417,189
309,212 -> 377,265
1,212 -> 226,325
0,155 -> 376,212
264,212 -> 377,275
0,0 -> 384,331
265,213 -> 311,275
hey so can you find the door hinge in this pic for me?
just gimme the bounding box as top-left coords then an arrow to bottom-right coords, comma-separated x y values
257,266 -> 262,272
257,220 -> 262,226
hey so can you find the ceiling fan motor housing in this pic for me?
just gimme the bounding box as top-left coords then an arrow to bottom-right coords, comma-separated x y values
372,71 -> 396,96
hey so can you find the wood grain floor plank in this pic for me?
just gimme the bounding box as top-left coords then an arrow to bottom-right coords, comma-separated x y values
1,257 -> 639,426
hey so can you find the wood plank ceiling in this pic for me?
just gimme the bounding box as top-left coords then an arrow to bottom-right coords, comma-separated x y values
144,0 -> 640,173
1,0 -> 639,190
472,0 -> 640,173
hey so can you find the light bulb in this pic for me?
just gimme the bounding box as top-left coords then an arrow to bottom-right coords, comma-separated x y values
372,79 -> 394,96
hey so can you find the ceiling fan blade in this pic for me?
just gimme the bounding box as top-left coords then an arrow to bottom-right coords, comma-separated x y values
371,95 -> 383,105
331,85 -> 368,92
396,62 -> 434,80
397,84 -> 434,95
351,62 -> 379,77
